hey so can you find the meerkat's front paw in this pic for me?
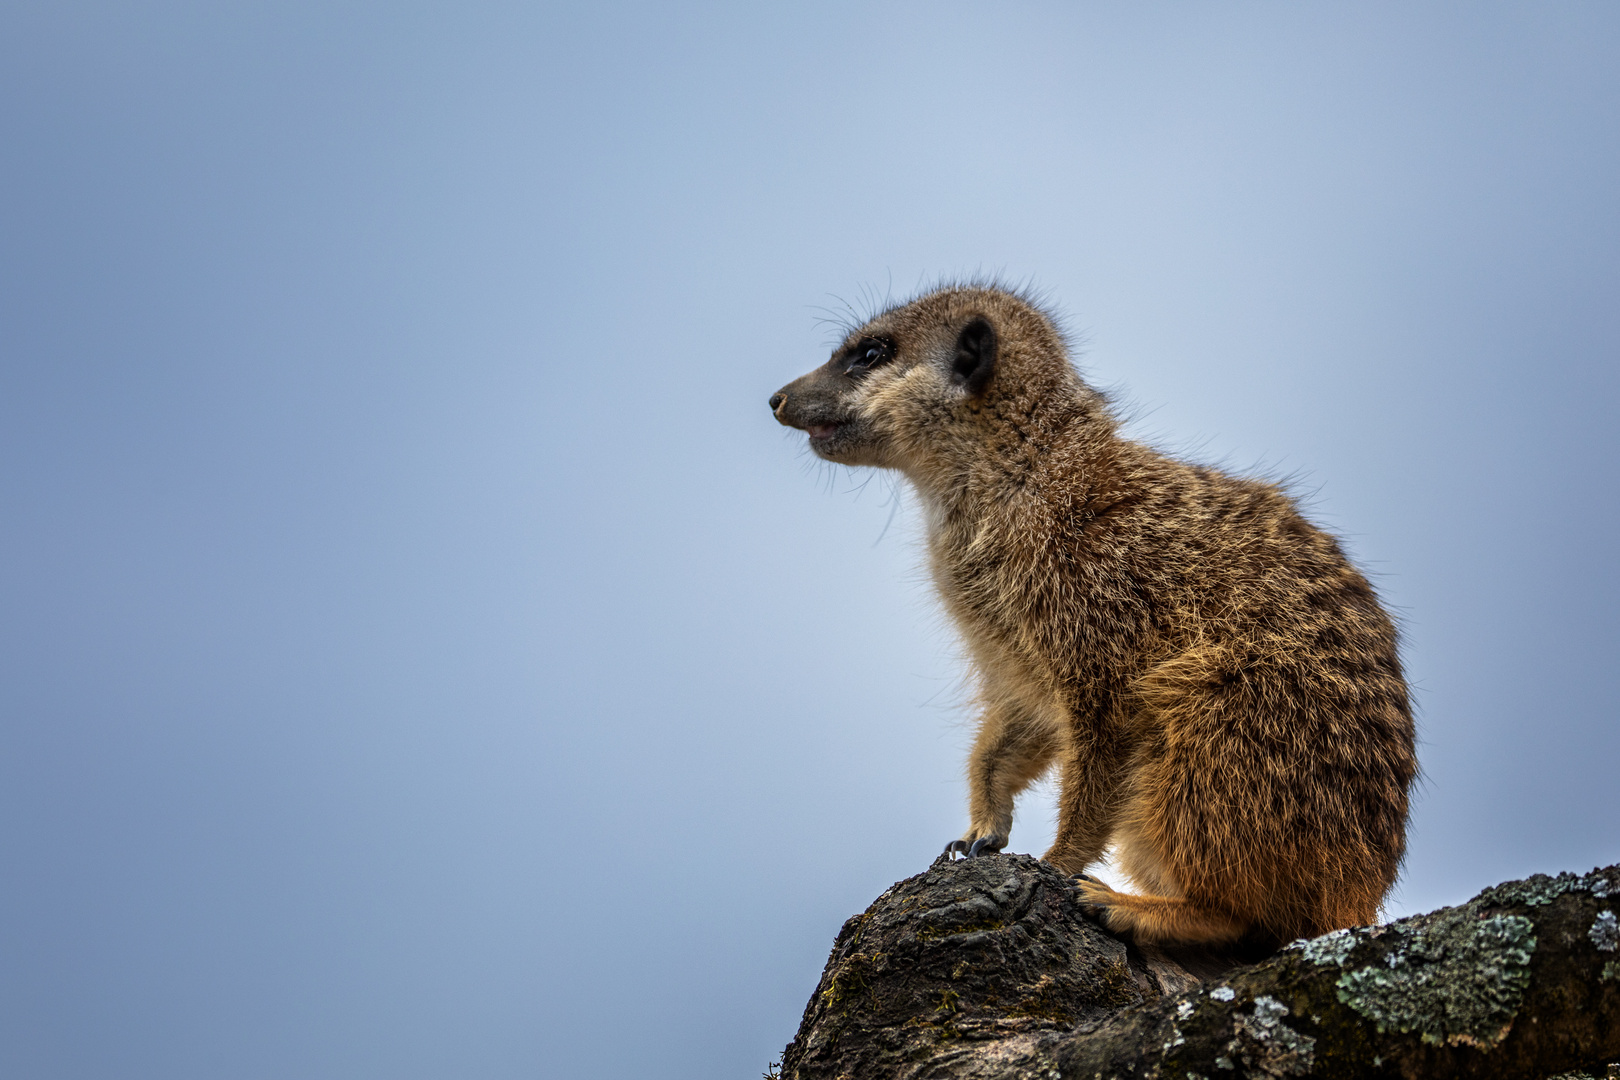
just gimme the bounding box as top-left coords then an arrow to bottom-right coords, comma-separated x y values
943,833 -> 1007,859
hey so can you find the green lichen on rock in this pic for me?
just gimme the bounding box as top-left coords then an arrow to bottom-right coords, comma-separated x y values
1335,908 -> 1536,1047
782,859 -> 1620,1079
1477,868 -> 1614,908
1292,926 -> 1359,967
1589,910 -> 1618,952
1222,994 -> 1316,1077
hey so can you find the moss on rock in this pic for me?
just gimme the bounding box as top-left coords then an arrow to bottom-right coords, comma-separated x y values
1334,909 -> 1536,1047
778,860 -> 1620,1079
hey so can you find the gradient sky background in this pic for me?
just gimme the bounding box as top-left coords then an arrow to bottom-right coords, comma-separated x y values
3,3 -> 1618,1078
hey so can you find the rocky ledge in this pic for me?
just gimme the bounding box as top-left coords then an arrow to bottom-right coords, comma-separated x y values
778,854 -> 1620,1079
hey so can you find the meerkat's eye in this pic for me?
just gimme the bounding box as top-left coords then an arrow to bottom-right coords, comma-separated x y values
845,337 -> 894,376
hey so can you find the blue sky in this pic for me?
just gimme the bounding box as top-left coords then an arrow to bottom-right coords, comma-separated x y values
2,3 -> 1617,1077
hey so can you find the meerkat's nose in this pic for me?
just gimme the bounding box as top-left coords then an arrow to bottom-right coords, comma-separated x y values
768,392 -> 786,414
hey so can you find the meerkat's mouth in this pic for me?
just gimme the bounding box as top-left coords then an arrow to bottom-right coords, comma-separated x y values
807,423 -> 841,442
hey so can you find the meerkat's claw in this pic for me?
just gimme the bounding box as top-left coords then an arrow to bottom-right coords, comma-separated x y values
967,835 -> 1005,858
1072,876 -> 1117,921
943,836 -> 1006,859
1073,875 -> 1114,896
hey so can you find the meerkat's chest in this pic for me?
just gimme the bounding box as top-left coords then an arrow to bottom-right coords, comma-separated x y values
926,518 -> 1059,656
925,503 -> 1156,687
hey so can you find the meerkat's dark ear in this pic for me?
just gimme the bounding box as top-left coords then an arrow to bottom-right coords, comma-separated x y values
952,316 -> 997,396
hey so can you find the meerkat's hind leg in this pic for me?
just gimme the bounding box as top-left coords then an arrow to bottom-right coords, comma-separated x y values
1073,880 -> 1247,946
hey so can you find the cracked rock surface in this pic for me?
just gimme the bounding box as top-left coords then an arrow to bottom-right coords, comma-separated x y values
778,853 -> 1232,1079
778,857 -> 1620,1079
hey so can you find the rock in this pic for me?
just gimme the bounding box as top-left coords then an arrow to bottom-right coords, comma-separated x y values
779,853 -> 1226,1079
777,857 -> 1620,1080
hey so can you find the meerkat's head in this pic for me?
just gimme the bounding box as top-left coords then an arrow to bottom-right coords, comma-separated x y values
769,286 -> 1086,482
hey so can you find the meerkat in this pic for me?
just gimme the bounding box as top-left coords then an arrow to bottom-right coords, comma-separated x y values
768,284 -> 1416,949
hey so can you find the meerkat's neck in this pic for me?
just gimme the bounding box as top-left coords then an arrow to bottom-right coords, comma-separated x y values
904,385 -> 1114,534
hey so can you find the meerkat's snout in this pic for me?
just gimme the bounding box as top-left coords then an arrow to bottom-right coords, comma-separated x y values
768,379 -> 825,433
772,334 -> 911,466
